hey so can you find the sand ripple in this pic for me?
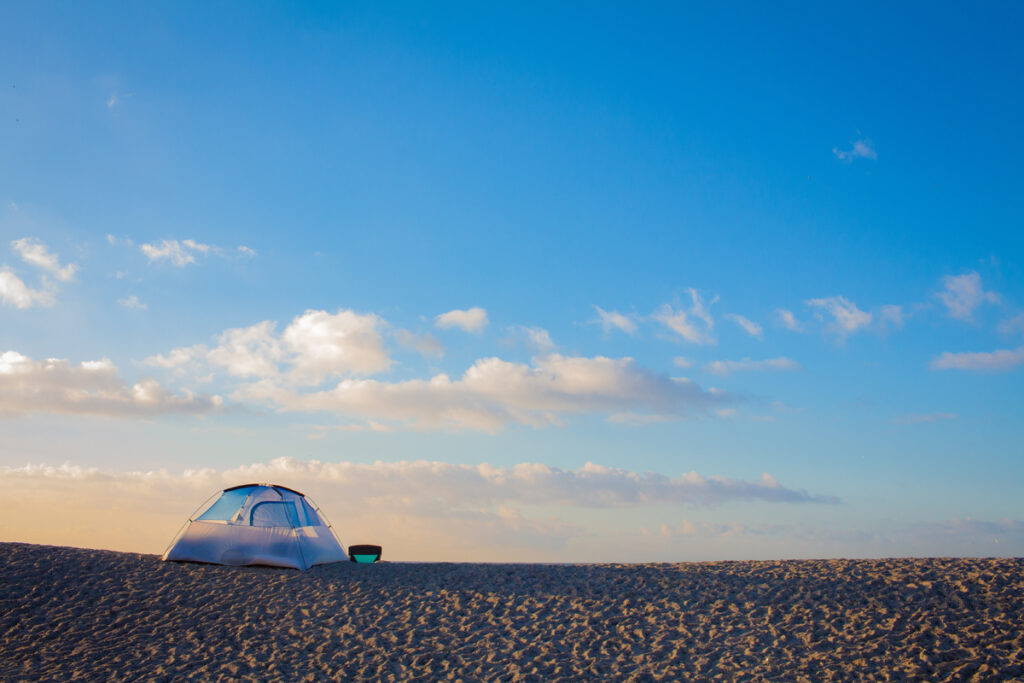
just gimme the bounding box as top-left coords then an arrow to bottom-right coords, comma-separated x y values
2,543 -> 1023,681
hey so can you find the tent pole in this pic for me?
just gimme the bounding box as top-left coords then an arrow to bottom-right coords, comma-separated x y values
161,489 -> 220,559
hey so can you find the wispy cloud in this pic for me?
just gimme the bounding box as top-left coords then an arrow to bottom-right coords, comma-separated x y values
890,412 -> 957,425
10,237 -> 77,281
775,308 -> 803,331
806,296 -> 872,337
0,269 -> 54,309
653,289 -> 717,345
833,138 -> 877,162
938,271 -> 999,321
930,347 -> 1024,372
435,307 -> 489,333
998,313 -> 1024,338
138,238 -> 254,267
117,294 -> 146,310
725,313 -> 763,339
594,306 -> 638,335
395,330 -> 445,359
705,357 -> 801,376
0,350 -> 222,417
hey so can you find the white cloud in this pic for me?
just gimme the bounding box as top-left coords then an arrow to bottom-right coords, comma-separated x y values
521,326 -> 555,352
806,296 -> 872,337
0,457 -> 835,560
148,309 -> 391,385
395,330 -> 445,359
117,295 -> 146,310
282,309 -> 391,381
725,314 -> 763,339
237,245 -> 256,256
653,289 -> 717,345
0,269 -> 54,309
776,308 -> 802,331
890,412 -> 957,425
705,357 -> 802,376
833,138 -> 877,162
435,307 -> 489,333
206,321 -> 283,378
594,306 -> 637,335
140,239 -> 200,266
672,357 -> 692,369
939,272 -> 999,321
930,347 -> 1024,372
10,237 -> 77,281
240,354 -> 731,433
0,350 -> 222,417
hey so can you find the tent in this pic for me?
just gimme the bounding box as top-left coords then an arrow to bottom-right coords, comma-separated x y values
162,483 -> 346,570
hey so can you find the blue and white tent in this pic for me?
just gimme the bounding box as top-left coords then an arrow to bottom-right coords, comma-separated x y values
162,484 -> 346,570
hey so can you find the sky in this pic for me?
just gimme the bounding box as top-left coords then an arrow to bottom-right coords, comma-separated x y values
1,2 -> 1023,561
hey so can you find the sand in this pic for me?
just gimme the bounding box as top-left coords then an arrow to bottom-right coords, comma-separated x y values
2,543 -> 1023,681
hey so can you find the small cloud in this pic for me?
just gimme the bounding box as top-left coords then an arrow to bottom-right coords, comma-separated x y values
237,245 -> 256,256
879,304 -> 905,330
833,138 -> 877,162
806,296 -> 872,337
0,269 -> 55,309
938,271 -> 999,321
117,295 -> 146,310
140,240 -> 198,266
890,412 -> 957,425
672,357 -> 692,369
395,330 -> 445,359
653,289 -> 717,345
106,94 -> 118,108
435,307 -> 489,333
520,326 -> 555,353
930,347 -> 1024,372
10,237 -> 77,282
775,308 -> 803,332
998,313 -> 1024,338
593,306 -> 637,335
705,357 -> 802,376
106,234 -> 133,247
725,314 -> 763,339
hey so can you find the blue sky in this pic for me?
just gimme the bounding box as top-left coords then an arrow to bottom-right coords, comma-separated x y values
1,3 -> 1023,560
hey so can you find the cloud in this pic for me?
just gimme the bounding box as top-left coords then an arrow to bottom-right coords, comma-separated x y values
998,313 -> 1024,338
938,272 -> 999,321
833,138 -> 877,162
140,239 -> 203,266
0,269 -> 54,309
239,354 -> 732,433
0,457 -> 836,559
10,237 -> 77,281
930,347 -> 1024,372
594,306 -> 637,335
147,309 -> 391,384
116,294 -> 146,310
435,307 -> 489,333
890,412 -> 957,425
653,289 -> 717,345
879,304 -> 905,329
705,357 -> 802,376
521,326 -> 555,352
725,314 -> 762,339
672,357 -> 692,369
806,296 -> 872,337
0,350 -> 222,417
237,245 -> 256,256
395,330 -> 445,359
775,308 -> 802,331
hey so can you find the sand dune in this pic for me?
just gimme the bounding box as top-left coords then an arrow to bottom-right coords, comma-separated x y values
2,543 -> 1023,681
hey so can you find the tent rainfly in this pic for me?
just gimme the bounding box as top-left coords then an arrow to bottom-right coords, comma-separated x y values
162,484 -> 346,570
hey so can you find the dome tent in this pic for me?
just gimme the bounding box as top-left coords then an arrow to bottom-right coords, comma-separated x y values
162,484 -> 346,570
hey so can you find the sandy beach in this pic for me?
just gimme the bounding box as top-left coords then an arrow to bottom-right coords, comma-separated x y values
2,543 -> 1022,681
